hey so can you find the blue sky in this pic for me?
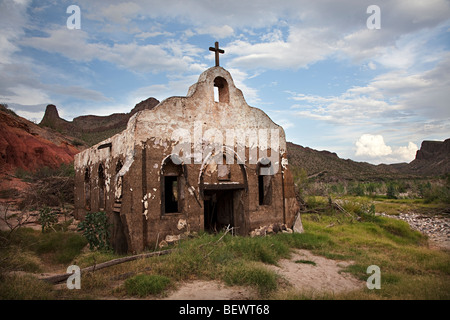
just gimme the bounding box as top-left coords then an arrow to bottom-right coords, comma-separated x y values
1,0 -> 449,164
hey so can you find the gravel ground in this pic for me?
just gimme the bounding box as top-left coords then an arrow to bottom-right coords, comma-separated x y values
377,211 -> 450,250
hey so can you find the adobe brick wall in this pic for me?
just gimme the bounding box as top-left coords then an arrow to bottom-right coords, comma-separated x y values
74,66 -> 301,253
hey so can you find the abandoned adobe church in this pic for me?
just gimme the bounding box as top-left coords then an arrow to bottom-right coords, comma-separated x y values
74,43 -> 302,253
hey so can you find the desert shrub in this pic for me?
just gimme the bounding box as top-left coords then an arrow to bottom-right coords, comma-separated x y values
15,163 -> 75,182
14,168 -> 29,180
18,176 -> 74,210
423,185 -> 450,204
0,188 -> 19,199
71,139 -> 84,147
348,183 -> 365,196
365,182 -> 382,195
78,211 -> 111,251
341,199 -> 376,221
386,183 -> 398,199
38,207 -> 58,232
397,180 -> 409,193
293,167 -> 310,198
417,181 -> 432,198
305,196 -> 329,211
329,183 -> 345,195
124,274 -> 171,297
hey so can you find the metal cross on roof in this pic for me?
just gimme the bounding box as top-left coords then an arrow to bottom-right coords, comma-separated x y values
209,41 -> 224,67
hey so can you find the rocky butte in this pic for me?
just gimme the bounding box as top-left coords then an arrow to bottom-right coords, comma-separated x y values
0,104 -> 79,175
408,139 -> 450,176
39,97 -> 159,139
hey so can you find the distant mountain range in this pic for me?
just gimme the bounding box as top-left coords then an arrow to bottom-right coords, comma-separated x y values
287,139 -> 450,181
39,97 -> 159,146
1,100 -> 448,180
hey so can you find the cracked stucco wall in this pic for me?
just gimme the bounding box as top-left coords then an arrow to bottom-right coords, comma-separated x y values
74,66 -> 299,253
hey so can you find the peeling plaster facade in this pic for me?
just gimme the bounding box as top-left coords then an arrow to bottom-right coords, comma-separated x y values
74,67 -> 301,253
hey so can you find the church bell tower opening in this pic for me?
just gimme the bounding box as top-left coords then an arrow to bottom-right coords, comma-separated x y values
213,76 -> 229,103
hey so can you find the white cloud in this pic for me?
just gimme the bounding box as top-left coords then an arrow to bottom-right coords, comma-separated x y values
11,109 -> 45,124
270,117 -> 294,130
131,74 -> 200,102
291,91 -> 392,125
227,26 -> 335,70
356,134 -> 392,157
291,51 -> 450,128
2,0 -> 448,165
2,85 -> 50,105
22,28 -> 204,74
135,31 -> 173,39
225,68 -> 260,105
355,134 -> 418,163
0,0 -> 29,64
100,2 -> 141,25
395,142 -> 419,162
196,25 -> 234,39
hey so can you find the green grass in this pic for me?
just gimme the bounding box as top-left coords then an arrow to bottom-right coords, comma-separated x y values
0,228 -> 87,269
298,212 -> 449,299
223,261 -> 278,296
35,231 -> 88,264
373,197 -> 447,215
0,274 -> 55,300
1,195 -> 449,300
124,274 -> 172,297
0,247 -> 43,273
295,260 -> 317,266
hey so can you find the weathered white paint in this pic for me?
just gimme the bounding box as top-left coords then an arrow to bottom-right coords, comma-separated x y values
75,67 -> 287,189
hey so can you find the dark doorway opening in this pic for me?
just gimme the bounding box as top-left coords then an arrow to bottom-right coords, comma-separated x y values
98,164 -> 106,211
164,175 -> 179,213
112,211 -> 128,254
204,190 -> 235,233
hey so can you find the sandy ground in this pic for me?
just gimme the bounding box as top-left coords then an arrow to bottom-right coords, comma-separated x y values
160,249 -> 365,300
162,281 -> 258,300
266,249 -> 365,296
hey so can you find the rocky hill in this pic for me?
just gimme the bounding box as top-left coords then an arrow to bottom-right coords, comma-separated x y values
287,139 -> 450,182
0,104 -> 82,175
407,139 -> 450,176
0,97 -> 159,176
286,139 -> 449,181
286,142 -> 404,182
39,97 -> 160,146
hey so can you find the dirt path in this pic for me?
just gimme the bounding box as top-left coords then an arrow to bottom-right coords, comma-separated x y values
266,249 -> 365,296
162,280 -> 257,300
160,249 -> 364,300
